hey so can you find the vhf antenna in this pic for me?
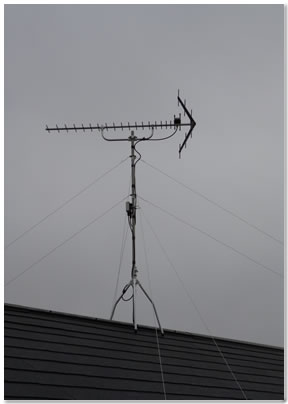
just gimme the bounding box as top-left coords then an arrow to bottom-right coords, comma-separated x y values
46,91 -> 196,335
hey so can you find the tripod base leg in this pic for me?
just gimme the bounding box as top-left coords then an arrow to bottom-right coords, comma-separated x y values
137,280 -> 164,336
110,278 -> 164,336
110,281 -> 132,320
132,279 -> 137,333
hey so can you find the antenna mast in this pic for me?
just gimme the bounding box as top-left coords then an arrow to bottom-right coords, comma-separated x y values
46,91 -> 196,335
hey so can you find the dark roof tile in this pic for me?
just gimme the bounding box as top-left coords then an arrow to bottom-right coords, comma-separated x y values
5,303 -> 284,400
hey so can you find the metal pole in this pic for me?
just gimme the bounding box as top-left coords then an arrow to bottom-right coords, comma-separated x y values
130,131 -> 138,331
110,130 -> 164,334
130,131 -> 137,279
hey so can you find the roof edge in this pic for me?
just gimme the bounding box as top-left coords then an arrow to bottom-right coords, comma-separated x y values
4,302 -> 284,351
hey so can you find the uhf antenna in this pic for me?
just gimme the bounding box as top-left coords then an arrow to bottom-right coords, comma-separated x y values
46,91 -> 196,335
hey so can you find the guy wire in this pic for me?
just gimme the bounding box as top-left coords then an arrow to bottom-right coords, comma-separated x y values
6,157 -> 129,250
141,208 -> 247,400
112,181 -> 131,308
6,195 -> 128,287
139,196 -> 283,278
141,159 -> 283,246
139,208 -> 167,400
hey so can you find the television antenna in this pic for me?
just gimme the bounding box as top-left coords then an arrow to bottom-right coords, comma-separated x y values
46,91 -> 196,335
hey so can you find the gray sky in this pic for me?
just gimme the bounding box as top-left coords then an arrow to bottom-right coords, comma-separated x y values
5,5 -> 284,347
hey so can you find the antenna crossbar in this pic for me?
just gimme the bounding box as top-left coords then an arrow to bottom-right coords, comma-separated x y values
46,121 -> 191,133
46,92 -> 196,158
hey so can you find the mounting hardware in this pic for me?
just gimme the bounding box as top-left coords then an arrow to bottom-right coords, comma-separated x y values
126,201 -> 133,218
174,117 -> 181,126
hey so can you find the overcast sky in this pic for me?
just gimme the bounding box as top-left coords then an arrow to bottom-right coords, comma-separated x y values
5,4 -> 284,347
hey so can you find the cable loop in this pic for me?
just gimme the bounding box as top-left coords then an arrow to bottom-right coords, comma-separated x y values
134,127 -> 154,166
121,283 -> 134,301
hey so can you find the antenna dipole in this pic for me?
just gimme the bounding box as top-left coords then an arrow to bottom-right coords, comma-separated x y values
46,92 -> 196,334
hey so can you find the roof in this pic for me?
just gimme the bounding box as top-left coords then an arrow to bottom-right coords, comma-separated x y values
5,303 -> 284,400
